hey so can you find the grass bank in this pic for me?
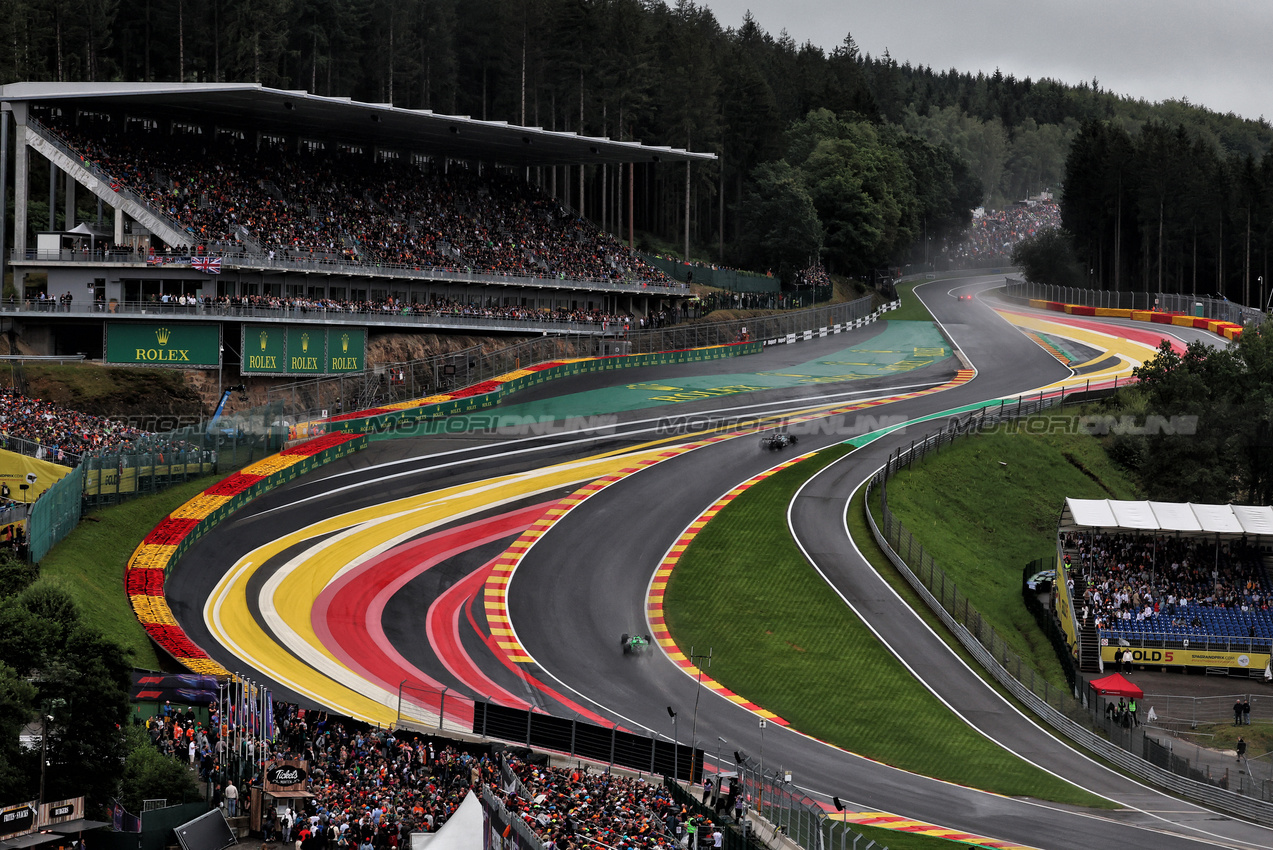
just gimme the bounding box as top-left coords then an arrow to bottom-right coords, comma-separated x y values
22,363 -> 204,417
884,279 -> 935,322
663,446 -> 1109,807
873,419 -> 1141,688
38,473 -> 232,669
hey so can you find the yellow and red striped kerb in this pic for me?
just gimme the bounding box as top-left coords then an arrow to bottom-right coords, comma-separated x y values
481,436 -> 735,664
831,811 -> 1037,850
646,454 -> 814,726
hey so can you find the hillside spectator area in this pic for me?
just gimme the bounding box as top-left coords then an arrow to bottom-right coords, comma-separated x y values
948,199 -> 1060,265
0,387 -> 148,465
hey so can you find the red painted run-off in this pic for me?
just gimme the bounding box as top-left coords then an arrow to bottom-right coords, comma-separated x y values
313,506 -> 551,725
311,502 -> 622,728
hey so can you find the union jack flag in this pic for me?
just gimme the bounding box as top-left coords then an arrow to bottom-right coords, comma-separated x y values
191,256 -> 222,275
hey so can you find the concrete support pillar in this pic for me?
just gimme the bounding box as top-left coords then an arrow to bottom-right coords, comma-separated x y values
49,159 -> 57,231
0,104 -> 9,290
684,160 -> 690,261
114,206 -> 124,245
64,171 -> 75,230
13,104 -> 29,268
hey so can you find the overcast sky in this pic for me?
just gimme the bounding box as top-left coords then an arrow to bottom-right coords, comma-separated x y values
699,1 -> 1271,122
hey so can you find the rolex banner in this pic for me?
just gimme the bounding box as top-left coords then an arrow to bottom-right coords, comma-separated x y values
241,325 -> 365,376
105,322 -> 221,367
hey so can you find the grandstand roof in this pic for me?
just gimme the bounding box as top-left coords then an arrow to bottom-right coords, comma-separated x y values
0,82 -> 715,167
1061,498 -> 1273,537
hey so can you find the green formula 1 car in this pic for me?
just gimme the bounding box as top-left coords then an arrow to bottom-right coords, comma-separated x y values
621,633 -> 653,655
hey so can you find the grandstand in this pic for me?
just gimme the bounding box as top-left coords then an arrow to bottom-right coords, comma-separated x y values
0,82 -> 713,354
1056,499 -> 1273,676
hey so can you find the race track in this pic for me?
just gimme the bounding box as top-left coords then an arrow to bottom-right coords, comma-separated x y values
165,277 -> 1271,850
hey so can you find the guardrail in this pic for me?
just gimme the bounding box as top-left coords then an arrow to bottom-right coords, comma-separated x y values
865,396 -> 1273,825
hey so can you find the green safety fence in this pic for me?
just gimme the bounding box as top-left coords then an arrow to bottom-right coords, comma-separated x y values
643,254 -> 781,292
27,463 -> 83,563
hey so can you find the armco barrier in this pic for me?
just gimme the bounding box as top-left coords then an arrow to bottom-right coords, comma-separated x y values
125,432 -> 369,675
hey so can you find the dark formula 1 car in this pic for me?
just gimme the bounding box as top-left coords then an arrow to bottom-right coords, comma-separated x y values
760,432 -> 799,451
621,633 -> 653,655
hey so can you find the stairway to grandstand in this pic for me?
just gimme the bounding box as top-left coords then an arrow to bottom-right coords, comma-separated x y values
24,116 -> 191,248
1072,572 -> 1103,673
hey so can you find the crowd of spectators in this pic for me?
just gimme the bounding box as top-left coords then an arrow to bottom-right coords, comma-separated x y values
1062,531 -> 1273,636
155,692 -> 729,850
947,200 -> 1061,264
139,293 -> 634,329
495,755 -> 693,849
244,704 -> 496,842
43,114 -> 679,288
196,701 -> 712,849
792,263 -> 831,289
0,387 -> 148,465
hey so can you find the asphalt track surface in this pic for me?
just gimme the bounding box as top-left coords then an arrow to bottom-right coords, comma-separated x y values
166,277 -> 1271,850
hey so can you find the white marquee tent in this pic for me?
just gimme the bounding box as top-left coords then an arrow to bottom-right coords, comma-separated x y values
1060,499 -> 1273,538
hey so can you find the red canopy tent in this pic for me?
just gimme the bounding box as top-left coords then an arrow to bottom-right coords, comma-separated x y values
1089,672 -> 1143,699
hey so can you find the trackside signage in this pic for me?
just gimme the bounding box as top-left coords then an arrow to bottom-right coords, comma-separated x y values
1100,646 -> 1271,670
105,323 -> 221,367
240,326 -> 366,376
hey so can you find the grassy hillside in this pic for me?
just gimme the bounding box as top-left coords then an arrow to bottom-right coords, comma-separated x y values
22,363 -> 204,417
874,418 -> 1142,684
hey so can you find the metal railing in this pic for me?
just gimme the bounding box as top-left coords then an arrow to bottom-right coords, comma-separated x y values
1141,692 -> 1271,727
865,396 -> 1273,824
729,756 -> 889,850
13,246 -> 690,295
0,295 -> 624,334
1089,693 -> 1273,803
1099,629 -> 1273,657
1002,278 -> 1264,326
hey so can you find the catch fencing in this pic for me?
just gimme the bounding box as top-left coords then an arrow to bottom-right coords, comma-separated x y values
1002,278 -> 1264,325
865,393 -> 1273,824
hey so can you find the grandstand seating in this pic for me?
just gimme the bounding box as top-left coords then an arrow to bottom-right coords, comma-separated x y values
1063,531 -> 1273,649
41,111 -> 678,289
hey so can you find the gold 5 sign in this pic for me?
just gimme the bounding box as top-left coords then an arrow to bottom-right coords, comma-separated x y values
105,322 -> 221,367
1100,645 -> 1271,670
241,326 -> 365,375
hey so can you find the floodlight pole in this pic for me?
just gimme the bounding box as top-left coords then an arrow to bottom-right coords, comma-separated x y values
688,646 -> 712,785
